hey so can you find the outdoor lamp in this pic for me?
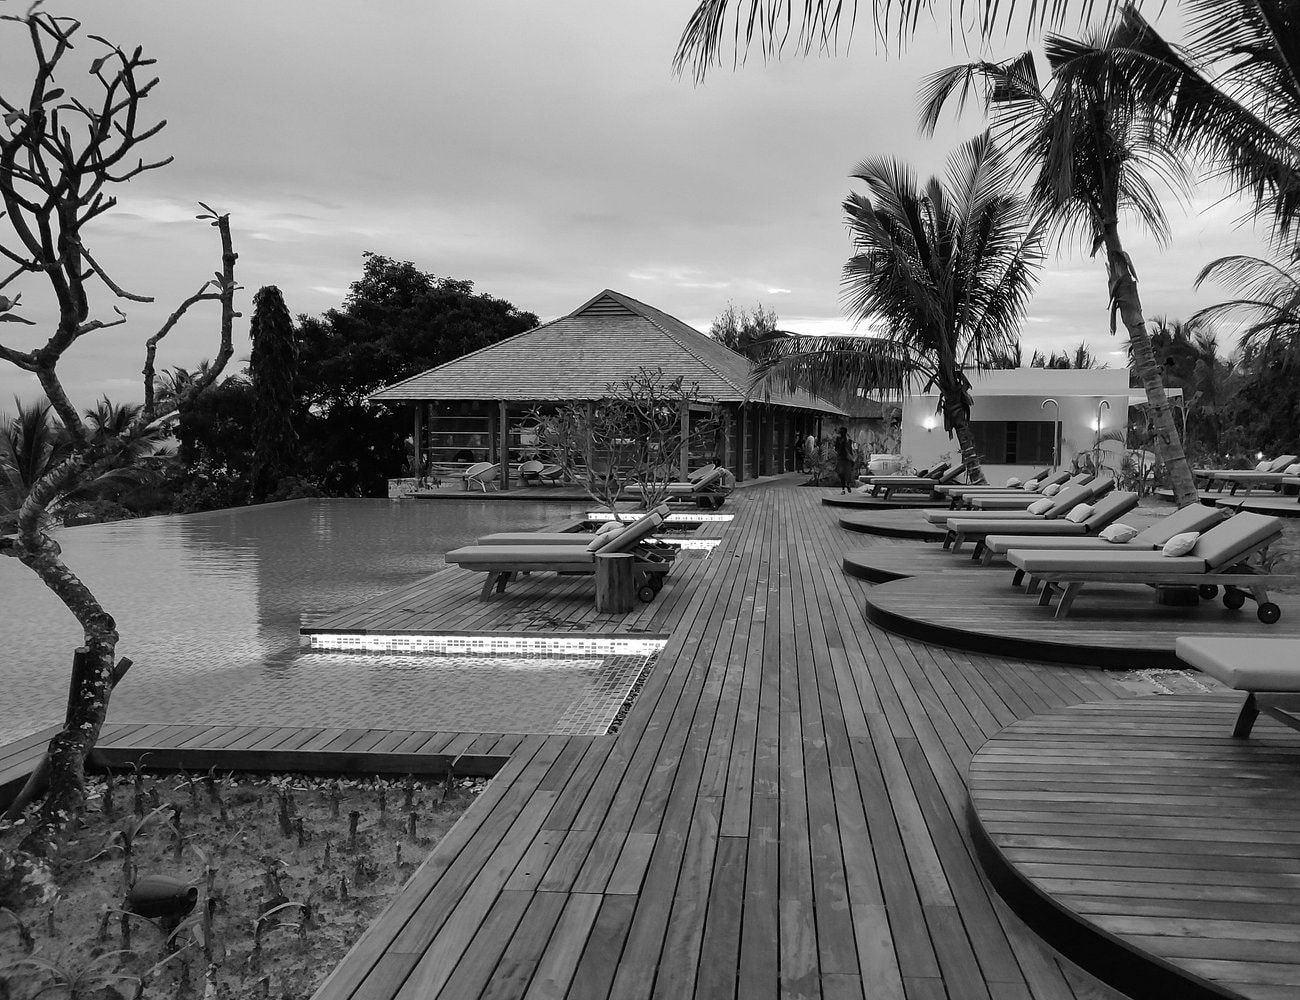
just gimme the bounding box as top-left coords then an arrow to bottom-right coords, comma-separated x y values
923,416 -> 936,433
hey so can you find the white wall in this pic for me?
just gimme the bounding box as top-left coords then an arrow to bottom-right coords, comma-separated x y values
899,368 -> 1130,482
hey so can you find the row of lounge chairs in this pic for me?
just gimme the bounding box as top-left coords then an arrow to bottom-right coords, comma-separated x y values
911,486 -> 1290,623
462,461 -> 732,508
1194,454 -> 1299,495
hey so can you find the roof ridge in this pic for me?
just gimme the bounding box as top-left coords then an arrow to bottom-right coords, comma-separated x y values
600,290 -> 747,399
368,314 -> 565,395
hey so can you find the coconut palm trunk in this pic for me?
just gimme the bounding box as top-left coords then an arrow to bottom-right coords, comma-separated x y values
1100,223 -> 1200,506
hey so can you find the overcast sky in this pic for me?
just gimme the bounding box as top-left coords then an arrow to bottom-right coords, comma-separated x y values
0,1 -> 1273,408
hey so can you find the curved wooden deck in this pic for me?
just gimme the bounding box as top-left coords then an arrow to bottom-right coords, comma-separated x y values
968,695 -> 1300,1000
821,494 -> 944,510
838,509 -> 946,540
865,573 -> 1300,669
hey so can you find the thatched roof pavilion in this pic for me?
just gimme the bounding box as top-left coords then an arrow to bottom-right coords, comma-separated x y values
369,289 -> 844,488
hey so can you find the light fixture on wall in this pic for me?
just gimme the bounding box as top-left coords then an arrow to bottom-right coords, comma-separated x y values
923,415 -> 937,433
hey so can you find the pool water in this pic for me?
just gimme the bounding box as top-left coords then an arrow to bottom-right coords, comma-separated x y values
0,498 -> 595,745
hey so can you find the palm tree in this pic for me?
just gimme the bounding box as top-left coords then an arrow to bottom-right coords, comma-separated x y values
1192,255 -> 1300,365
916,11 -> 1202,505
750,132 -> 1045,484
0,399 -> 73,530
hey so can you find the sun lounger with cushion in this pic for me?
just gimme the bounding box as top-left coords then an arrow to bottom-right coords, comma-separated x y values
447,508 -> 675,601
935,467 -> 1058,501
963,474 -> 1102,510
1195,455 -> 1298,490
1175,636 -> 1300,737
860,461 -> 947,485
665,466 -> 732,509
922,481 -> 1107,526
861,464 -> 966,498
477,506 -> 672,546
1006,511 -> 1290,621
945,490 -> 1139,554
982,503 -> 1229,575
1212,459 -> 1300,495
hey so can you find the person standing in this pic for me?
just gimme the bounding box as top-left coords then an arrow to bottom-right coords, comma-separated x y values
803,432 -> 816,477
833,425 -> 856,493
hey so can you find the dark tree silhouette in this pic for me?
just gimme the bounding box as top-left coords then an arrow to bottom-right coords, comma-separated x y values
248,285 -> 298,500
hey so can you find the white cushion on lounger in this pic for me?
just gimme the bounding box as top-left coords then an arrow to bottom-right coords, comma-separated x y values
1065,502 -> 1094,524
1042,484 -> 1061,496
1023,478 -> 1041,490
1100,523 -> 1139,543
1005,476 -> 1021,487
597,520 -> 626,535
1286,463 -> 1300,475
1256,460 -> 1272,470
1176,637 -> 1300,690
1162,531 -> 1199,557
1027,498 -> 1053,514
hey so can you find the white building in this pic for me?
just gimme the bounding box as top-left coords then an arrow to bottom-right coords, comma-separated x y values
898,368 -> 1161,484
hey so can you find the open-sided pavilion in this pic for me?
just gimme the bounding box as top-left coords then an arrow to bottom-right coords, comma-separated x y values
368,289 -> 845,490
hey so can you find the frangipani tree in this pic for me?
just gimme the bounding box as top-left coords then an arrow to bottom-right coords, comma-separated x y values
0,11 -> 239,849
750,132 -> 1045,485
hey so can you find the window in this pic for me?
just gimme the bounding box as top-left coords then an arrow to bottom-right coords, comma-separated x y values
968,420 -> 1059,464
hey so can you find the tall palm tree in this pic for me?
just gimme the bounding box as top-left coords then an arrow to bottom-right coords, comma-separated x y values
916,11 -> 1202,505
751,132 -> 1045,484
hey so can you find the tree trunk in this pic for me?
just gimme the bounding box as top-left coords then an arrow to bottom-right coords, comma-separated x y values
5,519 -> 123,854
950,416 -> 988,485
1101,225 -> 1200,508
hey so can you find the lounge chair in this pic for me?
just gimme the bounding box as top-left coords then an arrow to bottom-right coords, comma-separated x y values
1174,636 -> 1300,737
961,473 -> 1098,510
477,505 -> 671,546
922,480 -> 1108,525
1006,511 -> 1290,622
863,464 -> 965,499
519,460 -> 564,485
665,466 -> 732,509
936,468 -> 1067,504
1212,458 -> 1300,496
982,503 -> 1229,572
462,462 -> 500,492
687,463 -> 718,483
859,461 -> 948,486
446,508 -> 675,601
1195,455 -> 1298,491
945,490 -> 1140,555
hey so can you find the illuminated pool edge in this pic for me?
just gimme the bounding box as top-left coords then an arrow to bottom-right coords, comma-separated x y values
304,631 -> 668,657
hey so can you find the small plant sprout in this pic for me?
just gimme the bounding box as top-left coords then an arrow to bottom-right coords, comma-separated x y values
295,815 -> 306,849
376,781 -> 387,821
101,768 -> 116,817
348,810 -> 361,853
403,776 -> 416,811
407,811 -> 417,840
203,767 -> 220,804
328,781 -> 342,820
176,768 -> 200,807
275,786 -> 293,839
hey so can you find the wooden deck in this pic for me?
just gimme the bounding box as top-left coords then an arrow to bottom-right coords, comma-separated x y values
309,486 -> 1146,1000
969,696 -> 1300,1000
13,485 -> 1291,999
865,573 -> 1300,669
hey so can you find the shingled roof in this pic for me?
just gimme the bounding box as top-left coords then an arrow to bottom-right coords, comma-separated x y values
368,289 -> 845,415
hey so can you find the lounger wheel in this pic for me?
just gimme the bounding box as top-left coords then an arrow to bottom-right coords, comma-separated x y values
637,584 -> 657,603
1223,589 -> 1246,610
1198,584 -> 1219,599
1258,602 -> 1281,624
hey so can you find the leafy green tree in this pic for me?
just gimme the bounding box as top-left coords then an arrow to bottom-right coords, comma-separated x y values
248,285 -> 299,501
750,133 -> 1045,485
292,253 -> 539,496
709,301 -> 784,358
918,10 -> 1202,504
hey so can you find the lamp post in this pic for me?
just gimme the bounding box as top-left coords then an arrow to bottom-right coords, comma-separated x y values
1093,399 -> 1111,475
1040,398 -> 1060,470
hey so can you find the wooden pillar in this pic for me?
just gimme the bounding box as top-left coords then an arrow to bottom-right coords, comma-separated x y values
499,399 -> 510,491
679,400 -> 689,481
737,405 -> 748,482
594,552 -> 634,612
413,403 -> 423,482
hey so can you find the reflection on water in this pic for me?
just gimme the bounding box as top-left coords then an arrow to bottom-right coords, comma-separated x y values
0,498 -> 586,743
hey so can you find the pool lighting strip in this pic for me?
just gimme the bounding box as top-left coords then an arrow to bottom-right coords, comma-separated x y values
587,511 -> 733,523
659,537 -> 722,551
306,632 -> 668,657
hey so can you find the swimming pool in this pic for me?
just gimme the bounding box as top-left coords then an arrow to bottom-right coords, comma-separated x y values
0,498 -> 592,744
